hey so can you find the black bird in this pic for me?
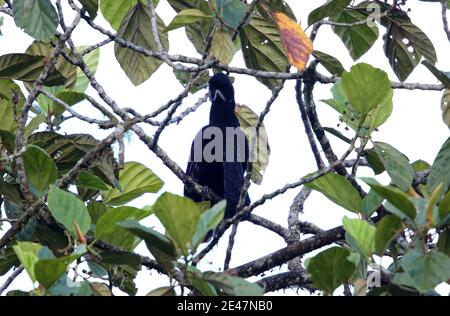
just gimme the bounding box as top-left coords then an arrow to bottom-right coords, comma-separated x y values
184,72 -> 250,223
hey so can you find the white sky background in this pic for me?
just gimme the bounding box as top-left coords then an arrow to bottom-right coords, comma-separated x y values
0,0 -> 449,295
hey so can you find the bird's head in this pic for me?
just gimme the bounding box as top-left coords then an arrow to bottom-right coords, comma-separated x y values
208,72 -> 234,104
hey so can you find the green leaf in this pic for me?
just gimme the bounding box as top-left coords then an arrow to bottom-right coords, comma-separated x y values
34,259 -> 69,289
361,177 -> 416,220
13,0 -> 58,42
441,89 -> 450,129
361,189 -> 384,218
215,0 -> 248,29
364,148 -> 385,175
146,287 -> 176,296
153,192 -> 202,256
47,185 -> 92,237
240,15 -> 288,91
79,0 -> 99,19
438,190 -> 450,226
22,145 -> 57,197
173,69 -> 209,94
49,275 -> 92,296
100,0 -> 138,31
210,26 -> 239,65
118,219 -> 177,260
382,16 -> 437,81
427,137 -> 450,195
373,142 -> 415,192
76,171 -> 109,191
167,0 -> 214,54
422,61 -> 450,89
340,63 -> 392,115
191,200 -> 226,251
306,246 -> 356,295
343,216 -> 376,257
305,173 -> 362,213
164,9 -> 209,32
395,249 -> 450,293
25,41 -> 77,89
203,272 -> 264,296
102,161 -> 164,205
438,229 -> 450,256
0,54 -> 65,86
98,251 -> 141,266
73,46 -> 100,93
313,50 -> 346,76
0,246 -> 20,276
235,104 -> 270,184
95,206 -> 151,250
375,215 -> 403,255
331,9 -> 379,60
51,92 -> 86,117
12,242 -> 42,282
308,0 -> 351,25
114,2 -> 169,86
325,79 -> 393,134
87,201 -> 110,225
185,265 -> 218,296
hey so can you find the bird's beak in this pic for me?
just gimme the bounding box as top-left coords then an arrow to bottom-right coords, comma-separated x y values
213,89 -> 226,102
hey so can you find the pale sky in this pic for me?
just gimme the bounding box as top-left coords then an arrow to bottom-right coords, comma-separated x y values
0,0 -> 449,295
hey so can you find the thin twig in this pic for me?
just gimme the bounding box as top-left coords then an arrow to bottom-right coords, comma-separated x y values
0,266 -> 24,295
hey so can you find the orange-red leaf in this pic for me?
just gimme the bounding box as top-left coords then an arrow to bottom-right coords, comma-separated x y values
271,12 -> 313,70
73,219 -> 86,244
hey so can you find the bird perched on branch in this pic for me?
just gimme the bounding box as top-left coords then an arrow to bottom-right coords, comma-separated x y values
184,72 -> 250,226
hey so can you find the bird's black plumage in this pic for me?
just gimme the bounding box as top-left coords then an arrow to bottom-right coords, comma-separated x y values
184,73 -> 250,222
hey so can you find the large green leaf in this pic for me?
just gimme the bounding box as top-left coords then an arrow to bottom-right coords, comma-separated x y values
153,192 -> 202,256
427,137 -> 450,196
340,63 -> 392,115
235,104 -> 270,184
73,46 -> 100,93
375,215 -> 403,256
13,0 -> 58,42
331,9 -> 379,60
313,50 -> 346,76
214,0 -> 248,29
167,0 -> 214,54
185,265 -> 218,296
35,259 -> 69,289
114,2 -> 169,86
305,173 -> 362,213
12,242 -> 42,282
308,0 -> 351,25
324,80 -> 393,134
203,272 -> 264,296
164,9 -> 209,32
343,216 -> 376,257
76,171 -> 109,191
240,15 -> 288,91
382,15 -> 437,81
22,145 -> 58,197
361,177 -> 416,220
47,185 -> 92,237
191,200 -> 226,251
210,26 -> 239,65
118,219 -> 177,272
361,189 -> 384,218
306,246 -> 356,295
102,161 -> 163,205
79,0 -> 99,19
0,54 -> 65,86
100,0 -> 138,31
25,41 -> 77,89
373,142 -> 415,192
394,249 -> 450,293
95,206 -> 151,250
